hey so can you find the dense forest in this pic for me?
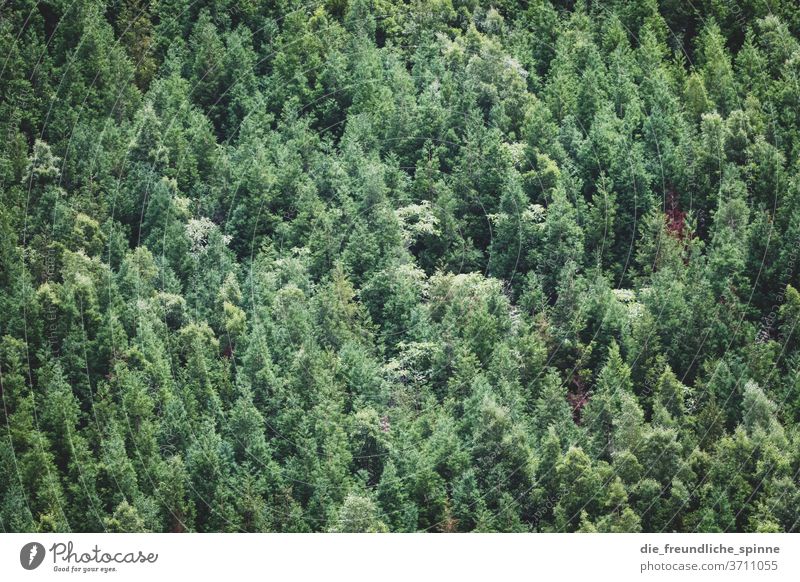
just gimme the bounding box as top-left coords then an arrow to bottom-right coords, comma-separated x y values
1,0 -> 800,533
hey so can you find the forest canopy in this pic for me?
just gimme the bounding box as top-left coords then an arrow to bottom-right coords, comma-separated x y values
1,0 -> 800,533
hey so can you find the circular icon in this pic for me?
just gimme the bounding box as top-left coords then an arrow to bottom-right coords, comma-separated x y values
20,542 -> 46,570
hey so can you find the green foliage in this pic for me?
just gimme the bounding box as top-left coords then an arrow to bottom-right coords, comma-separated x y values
1,0 -> 799,534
